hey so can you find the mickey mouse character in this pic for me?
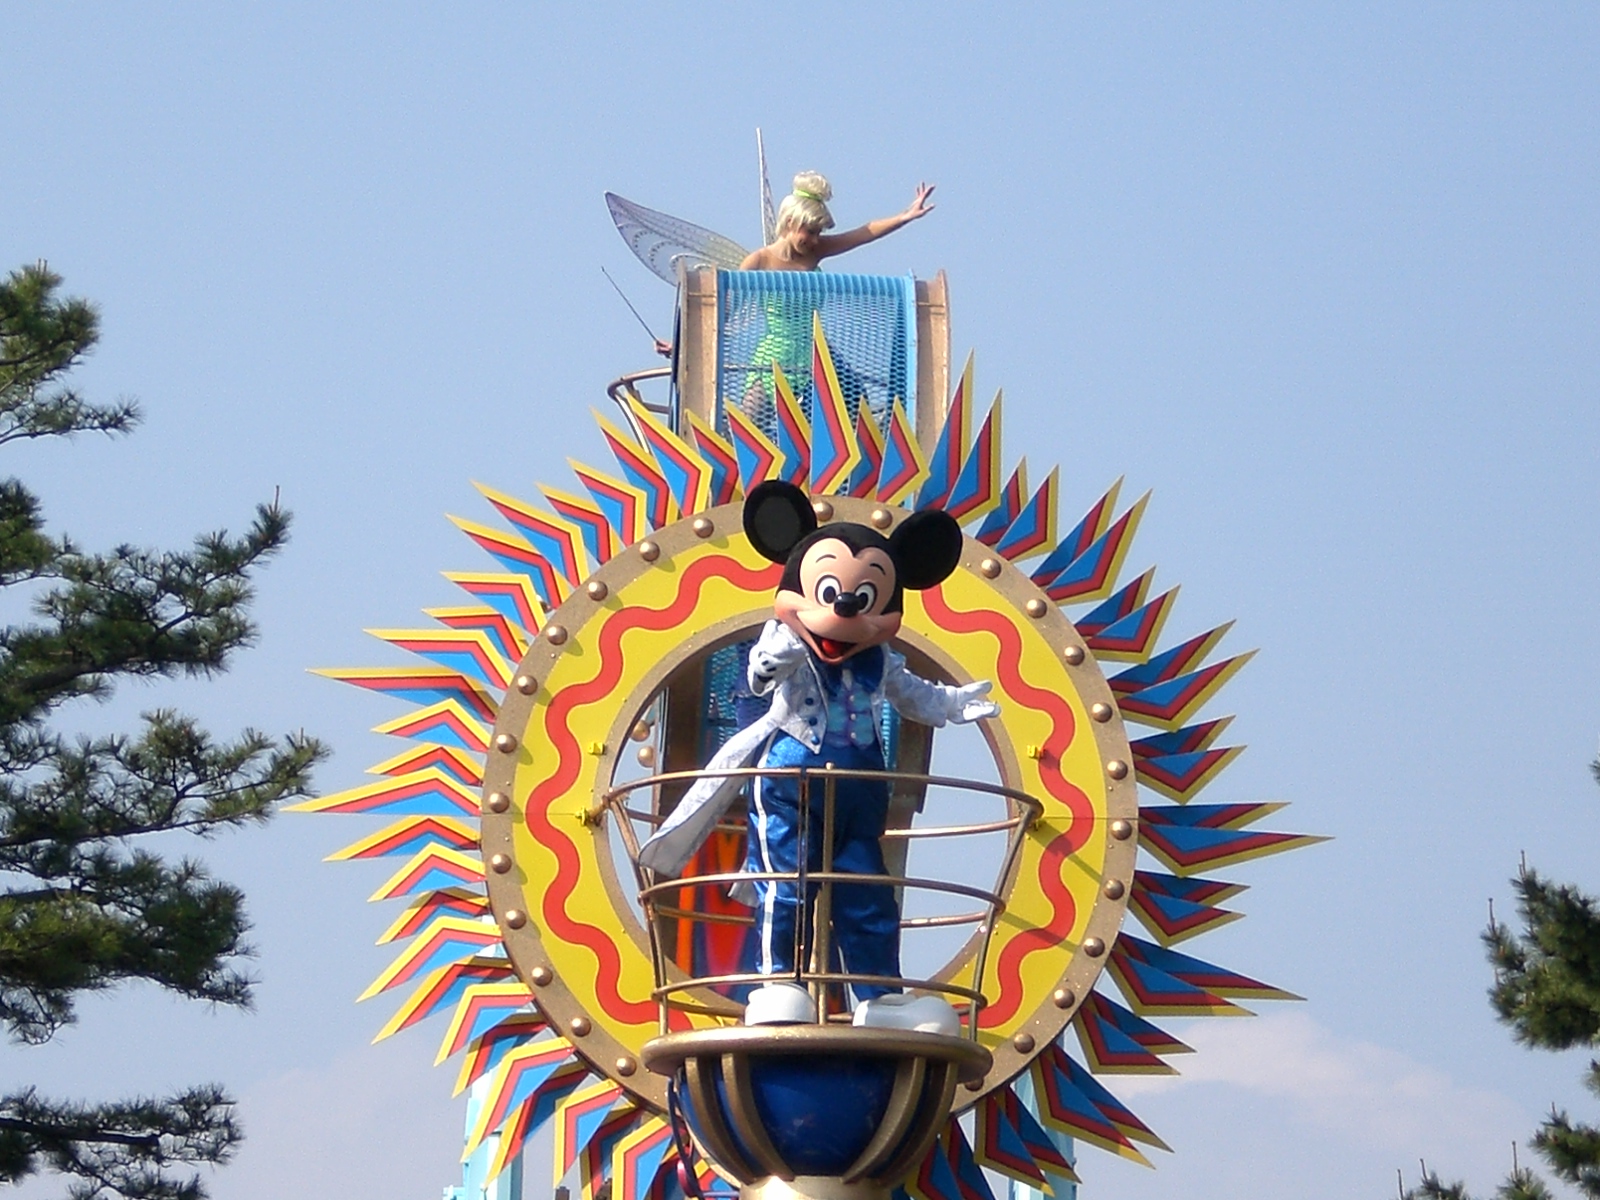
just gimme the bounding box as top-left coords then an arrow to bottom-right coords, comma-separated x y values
638,481 -> 999,1017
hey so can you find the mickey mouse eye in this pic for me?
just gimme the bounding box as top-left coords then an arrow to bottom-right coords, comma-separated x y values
815,575 -> 843,606
852,582 -> 878,612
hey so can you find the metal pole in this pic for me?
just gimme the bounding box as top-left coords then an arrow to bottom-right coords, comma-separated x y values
794,769 -> 809,990
809,766 -> 837,1017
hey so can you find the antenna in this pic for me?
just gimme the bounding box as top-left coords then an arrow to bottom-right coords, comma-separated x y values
600,266 -> 661,344
757,128 -> 777,246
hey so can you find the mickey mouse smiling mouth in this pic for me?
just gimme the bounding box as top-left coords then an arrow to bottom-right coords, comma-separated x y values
810,634 -> 858,662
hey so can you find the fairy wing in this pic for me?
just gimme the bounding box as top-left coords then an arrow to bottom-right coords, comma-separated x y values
605,193 -> 750,285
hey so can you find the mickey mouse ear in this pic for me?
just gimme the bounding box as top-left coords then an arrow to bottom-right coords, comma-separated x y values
890,510 -> 963,590
743,480 -> 817,564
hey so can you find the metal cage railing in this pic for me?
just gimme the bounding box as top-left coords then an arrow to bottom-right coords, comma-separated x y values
601,766 -> 1043,1037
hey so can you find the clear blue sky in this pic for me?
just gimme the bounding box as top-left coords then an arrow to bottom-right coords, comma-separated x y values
6,5 -> 1600,1197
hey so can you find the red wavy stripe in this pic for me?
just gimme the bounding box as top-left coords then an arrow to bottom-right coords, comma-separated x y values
528,554 -> 778,1025
920,587 -> 1094,1027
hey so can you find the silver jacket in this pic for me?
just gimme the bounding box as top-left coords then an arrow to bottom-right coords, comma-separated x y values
636,620 -> 998,876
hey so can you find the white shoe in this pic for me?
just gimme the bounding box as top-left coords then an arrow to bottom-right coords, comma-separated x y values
743,982 -> 817,1026
851,994 -> 962,1037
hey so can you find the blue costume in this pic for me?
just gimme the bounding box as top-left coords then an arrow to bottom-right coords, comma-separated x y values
745,647 -> 900,999
638,620 -> 995,1003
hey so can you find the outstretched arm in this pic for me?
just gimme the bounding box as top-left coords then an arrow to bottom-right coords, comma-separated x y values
816,183 -> 936,260
883,653 -> 999,726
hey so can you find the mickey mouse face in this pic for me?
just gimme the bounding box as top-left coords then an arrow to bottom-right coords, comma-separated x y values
775,534 -> 902,664
743,481 -> 965,666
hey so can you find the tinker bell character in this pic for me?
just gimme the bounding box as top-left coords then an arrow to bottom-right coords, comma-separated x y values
731,172 -> 935,417
738,171 -> 937,273
604,153 -> 936,368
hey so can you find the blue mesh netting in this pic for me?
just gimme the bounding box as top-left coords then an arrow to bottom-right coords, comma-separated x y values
696,272 -> 918,781
701,639 -> 761,760
715,271 -> 918,439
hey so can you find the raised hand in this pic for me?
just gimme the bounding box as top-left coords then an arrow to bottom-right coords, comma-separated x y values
749,621 -> 810,692
905,182 -> 936,221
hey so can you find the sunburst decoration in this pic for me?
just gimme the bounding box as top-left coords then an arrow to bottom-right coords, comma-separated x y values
298,324 -> 1324,1199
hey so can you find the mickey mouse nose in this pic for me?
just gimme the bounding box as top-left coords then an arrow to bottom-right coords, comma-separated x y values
833,594 -> 865,618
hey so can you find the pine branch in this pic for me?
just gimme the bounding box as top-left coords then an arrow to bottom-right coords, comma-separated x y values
1400,1164 -> 1476,1200
0,264 -> 97,381
0,1085 -> 239,1200
0,480 -> 62,587
1496,1165 -> 1555,1200
1484,869 -> 1600,1049
0,264 -> 138,447
1532,1109 -> 1600,1199
0,712 -> 325,1042
0,711 -> 325,853
0,503 -> 292,726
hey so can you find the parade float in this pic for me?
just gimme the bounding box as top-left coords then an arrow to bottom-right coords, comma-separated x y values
299,162 -> 1320,1200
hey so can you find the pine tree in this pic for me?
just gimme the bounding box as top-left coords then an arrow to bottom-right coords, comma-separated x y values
0,262 -> 325,1199
1485,834 -> 1600,1199
1396,1161 -> 1554,1200
1398,755 -> 1600,1200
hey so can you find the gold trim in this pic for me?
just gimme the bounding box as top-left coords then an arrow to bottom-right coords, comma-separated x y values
841,1055 -> 926,1183
725,1052 -> 795,1179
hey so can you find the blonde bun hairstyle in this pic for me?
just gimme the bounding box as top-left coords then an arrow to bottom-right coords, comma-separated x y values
775,170 -> 835,238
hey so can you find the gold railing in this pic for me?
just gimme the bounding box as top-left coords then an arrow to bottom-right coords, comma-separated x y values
602,766 -> 1043,1038
606,366 -> 672,422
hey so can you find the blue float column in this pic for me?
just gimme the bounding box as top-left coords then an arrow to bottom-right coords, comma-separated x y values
446,1076 -> 526,1200
1004,1072 -> 1077,1200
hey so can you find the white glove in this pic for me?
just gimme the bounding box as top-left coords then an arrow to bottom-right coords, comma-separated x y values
947,680 -> 1000,724
748,621 -> 809,693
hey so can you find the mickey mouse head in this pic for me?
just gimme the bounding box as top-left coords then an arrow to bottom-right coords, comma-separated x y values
743,481 -> 965,665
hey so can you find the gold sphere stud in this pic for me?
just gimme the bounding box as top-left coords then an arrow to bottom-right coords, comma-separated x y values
489,853 -> 512,874
1052,988 -> 1076,1009
812,500 -> 834,521
638,540 -> 660,562
530,966 -> 553,986
1103,878 -> 1126,901
1106,759 -> 1129,780
637,745 -> 657,767
569,1016 -> 592,1037
514,674 -> 537,695
1090,702 -> 1113,722
1083,936 -> 1106,957
1025,598 -> 1048,618
870,508 -> 893,530
630,721 -> 652,742
1064,645 -> 1086,665
585,579 -> 608,601
691,517 -> 714,538
616,1056 -> 638,1077
544,624 -> 568,646
1012,1032 -> 1036,1054
493,733 -> 518,754
1110,819 -> 1134,840
979,558 -> 1001,579
484,792 -> 510,814
504,909 -> 527,929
